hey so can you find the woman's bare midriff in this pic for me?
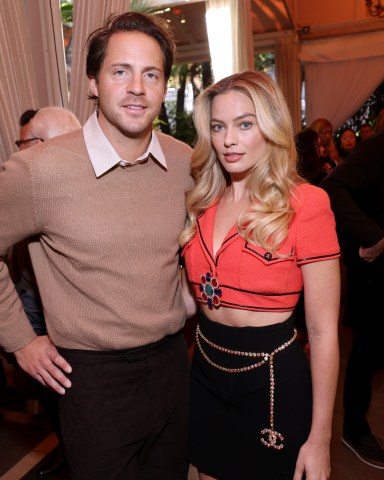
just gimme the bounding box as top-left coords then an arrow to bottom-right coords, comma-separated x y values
201,304 -> 292,327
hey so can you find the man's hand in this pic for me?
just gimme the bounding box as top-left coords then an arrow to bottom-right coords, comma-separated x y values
359,237 -> 384,263
14,336 -> 72,395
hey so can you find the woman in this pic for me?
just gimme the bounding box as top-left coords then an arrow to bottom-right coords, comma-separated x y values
180,71 -> 340,480
310,118 -> 341,169
336,128 -> 357,161
295,127 -> 329,186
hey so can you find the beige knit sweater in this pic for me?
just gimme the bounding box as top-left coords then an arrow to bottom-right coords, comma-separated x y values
0,129 -> 193,352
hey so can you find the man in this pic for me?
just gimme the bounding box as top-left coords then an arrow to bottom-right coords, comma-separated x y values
9,110 -> 45,337
16,109 -> 40,150
0,12 -> 193,480
12,107 -> 82,336
358,123 -> 373,142
10,106 -> 81,477
321,124 -> 384,469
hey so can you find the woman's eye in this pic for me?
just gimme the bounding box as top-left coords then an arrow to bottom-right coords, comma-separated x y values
240,121 -> 252,130
211,124 -> 223,132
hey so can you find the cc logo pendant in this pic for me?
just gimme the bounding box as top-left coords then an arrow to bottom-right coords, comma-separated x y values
260,428 -> 284,450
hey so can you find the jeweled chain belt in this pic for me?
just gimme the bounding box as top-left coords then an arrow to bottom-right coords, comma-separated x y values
195,323 -> 297,450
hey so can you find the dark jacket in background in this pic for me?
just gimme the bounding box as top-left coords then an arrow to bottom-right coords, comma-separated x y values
320,131 -> 384,282
321,129 -> 384,442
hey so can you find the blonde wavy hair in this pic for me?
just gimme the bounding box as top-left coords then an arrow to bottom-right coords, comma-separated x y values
179,70 -> 303,254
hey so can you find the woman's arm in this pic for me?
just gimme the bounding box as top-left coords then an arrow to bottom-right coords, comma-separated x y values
294,258 -> 340,480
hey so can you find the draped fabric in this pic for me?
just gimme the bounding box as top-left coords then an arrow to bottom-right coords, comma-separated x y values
68,0 -> 131,126
206,0 -> 235,82
275,34 -> 302,134
206,0 -> 254,82
0,0 -> 66,163
305,57 -> 384,130
233,0 -> 254,74
301,30 -> 384,129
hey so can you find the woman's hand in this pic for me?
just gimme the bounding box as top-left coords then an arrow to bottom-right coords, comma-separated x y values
294,440 -> 331,480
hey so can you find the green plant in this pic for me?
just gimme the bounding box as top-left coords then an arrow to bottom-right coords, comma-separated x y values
129,0 -> 158,13
60,0 -> 73,27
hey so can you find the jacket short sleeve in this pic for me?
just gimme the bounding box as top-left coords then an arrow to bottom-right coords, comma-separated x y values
293,184 -> 340,265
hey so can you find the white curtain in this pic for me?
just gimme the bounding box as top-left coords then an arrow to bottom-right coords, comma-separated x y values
0,0 -> 66,164
305,58 -> 384,129
301,30 -> 384,129
205,0 -> 234,81
35,0 -> 69,108
233,0 -> 254,74
69,0 -> 131,125
275,34 -> 302,134
205,0 -> 254,82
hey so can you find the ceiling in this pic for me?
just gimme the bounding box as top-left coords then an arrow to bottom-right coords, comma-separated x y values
154,0 -> 384,63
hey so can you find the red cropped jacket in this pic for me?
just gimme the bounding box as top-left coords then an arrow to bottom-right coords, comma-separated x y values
181,184 -> 340,312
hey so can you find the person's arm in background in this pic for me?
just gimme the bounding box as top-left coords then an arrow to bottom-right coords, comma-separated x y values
359,238 -> 384,263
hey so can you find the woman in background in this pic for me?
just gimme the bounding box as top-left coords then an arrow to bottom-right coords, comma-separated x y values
295,127 -> 330,186
336,128 -> 357,161
310,118 -> 341,169
180,70 -> 341,480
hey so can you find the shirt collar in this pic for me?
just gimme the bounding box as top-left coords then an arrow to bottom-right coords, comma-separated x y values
83,110 -> 167,178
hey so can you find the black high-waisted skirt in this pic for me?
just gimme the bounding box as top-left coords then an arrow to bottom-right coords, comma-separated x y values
187,311 -> 312,480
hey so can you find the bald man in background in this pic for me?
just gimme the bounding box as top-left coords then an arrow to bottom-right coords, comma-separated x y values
9,107 -> 81,477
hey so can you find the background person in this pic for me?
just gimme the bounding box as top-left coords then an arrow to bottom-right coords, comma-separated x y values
373,107 -> 384,134
9,106 -> 81,477
358,123 -> 373,142
336,127 -> 357,161
11,109 -> 45,337
295,127 -> 329,186
310,117 -> 342,169
15,109 -> 41,150
180,70 -> 341,480
0,12 -> 193,480
321,123 -> 384,470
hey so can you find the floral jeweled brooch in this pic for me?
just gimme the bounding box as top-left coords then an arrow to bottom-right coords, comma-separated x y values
199,272 -> 222,308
